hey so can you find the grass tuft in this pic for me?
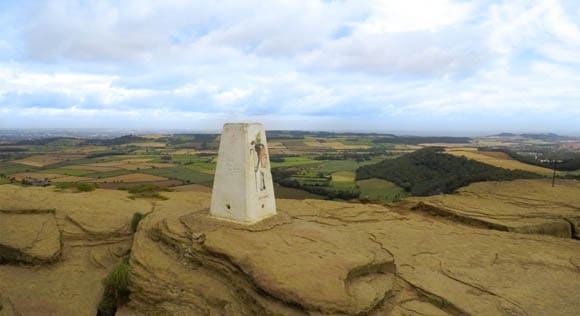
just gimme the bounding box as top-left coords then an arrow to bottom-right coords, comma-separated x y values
97,260 -> 131,316
131,212 -> 145,233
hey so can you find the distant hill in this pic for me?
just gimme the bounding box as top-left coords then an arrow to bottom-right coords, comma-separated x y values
356,147 -> 541,196
489,133 -> 571,141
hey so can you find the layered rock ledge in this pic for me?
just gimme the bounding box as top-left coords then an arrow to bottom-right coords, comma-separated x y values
124,191 -> 580,316
413,179 -> 580,239
1,184 -> 579,315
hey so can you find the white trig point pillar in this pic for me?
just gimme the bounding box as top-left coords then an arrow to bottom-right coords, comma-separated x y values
210,123 -> 277,224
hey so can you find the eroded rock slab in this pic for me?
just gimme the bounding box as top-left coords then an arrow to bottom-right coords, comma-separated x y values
0,185 -> 148,315
0,184 -> 151,240
414,179 -> 580,238
125,191 -> 580,316
1,185 -> 579,315
0,211 -> 61,264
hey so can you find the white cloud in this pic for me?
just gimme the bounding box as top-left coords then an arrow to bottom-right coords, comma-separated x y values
0,0 -> 579,133
358,0 -> 473,34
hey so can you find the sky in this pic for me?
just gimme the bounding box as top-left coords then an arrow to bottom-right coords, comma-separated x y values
0,0 -> 579,135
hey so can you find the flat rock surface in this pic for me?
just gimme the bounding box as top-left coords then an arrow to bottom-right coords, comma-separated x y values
126,191 -> 580,316
0,212 -> 61,264
1,184 -> 579,315
414,179 -> 580,238
0,185 -> 142,315
0,185 -> 151,239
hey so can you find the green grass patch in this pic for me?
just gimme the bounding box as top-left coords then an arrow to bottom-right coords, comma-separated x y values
271,156 -> 321,168
314,160 -> 361,173
85,169 -> 133,179
42,168 -> 96,177
131,212 -> 145,233
0,177 -> 10,185
98,260 -> 131,316
0,162 -> 35,175
357,147 -> 541,196
124,184 -> 169,200
357,178 -> 407,203
143,166 -> 214,184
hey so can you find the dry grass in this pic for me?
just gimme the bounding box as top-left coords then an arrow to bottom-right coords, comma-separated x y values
63,165 -> 121,172
172,149 -> 197,155
123,142 -> 167,148
304,141 -> 369,150
84,159 -> 175,171
445,149 -> 554,175
10,172 -> 66,181
93,173 -> 169,183
51,176 -> 94,183
61,146 -> 109,154
140,134 -> 166,139
268,141 -> 287,149
13,154 -> 80,167
420,143 -> 472,147
171,184 -> 212,193
331,171 -> 356,182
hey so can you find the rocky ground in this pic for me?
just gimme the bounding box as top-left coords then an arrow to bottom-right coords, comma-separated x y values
1,181 -> 580,315
413,179 -> 580,239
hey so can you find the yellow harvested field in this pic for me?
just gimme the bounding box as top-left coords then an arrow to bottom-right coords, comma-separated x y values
124,142 -> 167,148
419,143 -> 477,150
84,159 -> 175,171
172,149 -> 197,155
61,146 -> 109,154
170,184 -> 212,193
304,141 -> 368,150
51,176 -> 94,183
13,154 -> 82,167
63,165 -> 121,172
331,171 -> 356,182
140,134 -> 166,139
445,149 -> 554,175
268,141 -> 287,149
93,173 -> 168,183
10,173 -> 65,181
393,144 -> 423,151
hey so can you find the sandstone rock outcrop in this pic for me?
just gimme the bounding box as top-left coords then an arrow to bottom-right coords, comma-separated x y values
0,210 -> 61,264
414,179 -> 580,239
0,185 -> 145,315
124,190 -> 580,316
1,184 -> 580,315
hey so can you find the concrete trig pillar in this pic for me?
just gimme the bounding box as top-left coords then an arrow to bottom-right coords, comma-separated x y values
210,123 -> 277,223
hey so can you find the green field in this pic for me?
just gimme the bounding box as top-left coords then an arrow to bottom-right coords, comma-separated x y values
357,178 -> 407,202
0,162 -> 35,175
271,156 -> 321,168
143,166 -> 214,184
42,168 -> 97,177
86,169 -> 133,179
0,177 -> 10,184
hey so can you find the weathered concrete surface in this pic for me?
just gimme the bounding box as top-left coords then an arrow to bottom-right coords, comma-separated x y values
125,191 -> 580,316
210,123 -> 277,224
0,185 -> 142,315
413,179 -> 580,238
